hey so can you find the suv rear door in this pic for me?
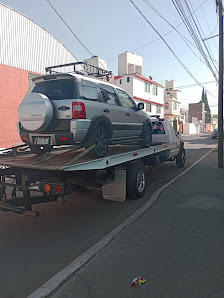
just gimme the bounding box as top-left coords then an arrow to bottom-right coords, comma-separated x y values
32,78 -> 76,121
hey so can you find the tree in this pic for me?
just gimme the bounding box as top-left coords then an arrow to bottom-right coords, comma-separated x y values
201,87 -> 211,123
173,119 -> 178,132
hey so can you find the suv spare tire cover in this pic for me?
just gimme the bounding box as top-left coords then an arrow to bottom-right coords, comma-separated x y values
18,93 -> 53,132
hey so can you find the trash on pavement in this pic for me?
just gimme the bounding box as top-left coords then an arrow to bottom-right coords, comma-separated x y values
131,277 -> 146,287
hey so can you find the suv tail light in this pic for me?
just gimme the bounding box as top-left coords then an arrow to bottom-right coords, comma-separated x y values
72,102 -> 86,119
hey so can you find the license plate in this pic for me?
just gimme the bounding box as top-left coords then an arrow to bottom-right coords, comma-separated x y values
35,137 -> 50,145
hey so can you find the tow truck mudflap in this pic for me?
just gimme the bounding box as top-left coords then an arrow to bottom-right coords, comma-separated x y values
102,168 -> 126,202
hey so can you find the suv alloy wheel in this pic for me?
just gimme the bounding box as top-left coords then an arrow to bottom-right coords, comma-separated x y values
139,124 -> 152,148
90,126 -> 109,158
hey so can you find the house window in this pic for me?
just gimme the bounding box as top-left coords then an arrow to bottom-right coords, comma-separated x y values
146,102 -> 151,112
173,102 -> 177,110
156,105 -> 161,113
120,79 -> 122,85
127,77 -> 130,83
152,84 -> 158,95
165,102 -> 169,109
144,82 -> 150,93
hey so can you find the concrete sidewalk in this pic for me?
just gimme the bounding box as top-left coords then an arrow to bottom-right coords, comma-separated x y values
52,150 -> 224,298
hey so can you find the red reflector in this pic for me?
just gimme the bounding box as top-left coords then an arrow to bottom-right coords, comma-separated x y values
133,153 -> 138,157
55,185 -> 62,193
72,102 -> 86,119
164,145 -> 168,148
60,137 -> 67,141
23,136 -> 28,141
159,118 -> 164,121
106,160 -> 109,165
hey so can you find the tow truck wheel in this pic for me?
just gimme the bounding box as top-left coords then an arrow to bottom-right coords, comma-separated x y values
127,163 -> 147,199
91,126 -> 109,158
176,147 -> 186,168
139,124 -> 152,148
30,145 -> 53,156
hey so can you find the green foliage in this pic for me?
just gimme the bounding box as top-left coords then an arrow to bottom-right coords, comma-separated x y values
173,119 -> 178,132
201,88 -> 211,123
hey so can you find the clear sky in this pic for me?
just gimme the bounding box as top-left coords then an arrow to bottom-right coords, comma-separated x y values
0,0 -> 220,113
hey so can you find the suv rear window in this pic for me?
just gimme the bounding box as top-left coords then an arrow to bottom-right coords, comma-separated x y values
32,79 -> 75,100
152,121 -> 165,134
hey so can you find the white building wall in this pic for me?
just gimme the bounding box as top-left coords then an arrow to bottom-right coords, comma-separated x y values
0,3 -> 77,74
84,56 -> 107,70
118,52 -> 143,76
115,75 -> 133,97
183,123 -> 200,134
114,74 -> 164,117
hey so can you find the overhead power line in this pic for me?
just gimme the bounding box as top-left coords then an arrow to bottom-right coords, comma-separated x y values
46,0 -> 108,71
129,0 -> 217,99
142,0 -> 217,68
107,0 -> 210,64
172,0 -> 218,82
186,0 -> 218,72
177,80 -> 217,88
46,0 -> 92,57
197,0 -> 218,51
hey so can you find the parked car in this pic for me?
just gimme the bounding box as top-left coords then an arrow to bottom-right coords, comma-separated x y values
18,72 -> 152,157
212,128 -> 224,139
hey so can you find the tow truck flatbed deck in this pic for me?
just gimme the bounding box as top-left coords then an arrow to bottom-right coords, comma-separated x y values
0,143 -> 175,172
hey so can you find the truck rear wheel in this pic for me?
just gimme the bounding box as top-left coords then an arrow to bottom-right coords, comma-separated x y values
127,163 -> 147,199
176,147 -> 186,168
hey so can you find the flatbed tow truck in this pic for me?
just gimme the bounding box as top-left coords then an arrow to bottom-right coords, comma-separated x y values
0,117 -> 185,217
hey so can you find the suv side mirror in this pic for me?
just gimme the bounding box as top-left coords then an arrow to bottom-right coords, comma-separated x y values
137,102 -> 144,110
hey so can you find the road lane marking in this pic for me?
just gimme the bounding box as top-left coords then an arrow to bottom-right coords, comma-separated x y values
28,148 -> 215,298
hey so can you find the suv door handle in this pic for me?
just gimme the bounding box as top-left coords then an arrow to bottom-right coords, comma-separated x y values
126,112 -> 130,116
103,109 -> 110,113
59,106 -> 70,111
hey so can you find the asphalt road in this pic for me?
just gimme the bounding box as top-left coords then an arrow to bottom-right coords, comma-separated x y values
0,133 -> 217,298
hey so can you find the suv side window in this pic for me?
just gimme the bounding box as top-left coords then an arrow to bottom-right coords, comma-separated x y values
82,80 -> 98,101
116,89 -> 136,109
100,84 -> 119,106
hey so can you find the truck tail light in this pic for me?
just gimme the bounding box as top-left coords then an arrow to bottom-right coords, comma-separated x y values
72,102 -> 86,119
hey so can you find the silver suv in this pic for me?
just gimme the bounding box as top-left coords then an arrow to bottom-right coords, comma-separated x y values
18,63 -> 152,157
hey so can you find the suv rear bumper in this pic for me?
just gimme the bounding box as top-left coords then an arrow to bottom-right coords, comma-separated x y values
70,119 -> 91,142
19,119 -> 91,146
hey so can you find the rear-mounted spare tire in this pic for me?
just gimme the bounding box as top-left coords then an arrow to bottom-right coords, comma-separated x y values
18,93 -> 53,132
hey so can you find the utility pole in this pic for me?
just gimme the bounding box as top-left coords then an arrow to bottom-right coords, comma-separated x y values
218,0 -> 223,168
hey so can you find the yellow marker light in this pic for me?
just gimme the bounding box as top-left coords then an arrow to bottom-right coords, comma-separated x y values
44,184 -> 51,192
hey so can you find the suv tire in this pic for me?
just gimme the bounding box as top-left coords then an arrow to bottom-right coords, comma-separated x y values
139,124 -> 152,148
90,126 -> 109,158
30,145 -> 53,156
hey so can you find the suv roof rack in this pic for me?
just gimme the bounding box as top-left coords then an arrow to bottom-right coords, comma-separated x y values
45,61 -> 112,81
